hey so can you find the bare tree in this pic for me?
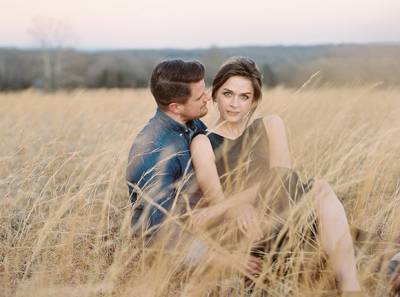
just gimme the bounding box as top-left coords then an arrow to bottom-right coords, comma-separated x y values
28,16 -> 76,90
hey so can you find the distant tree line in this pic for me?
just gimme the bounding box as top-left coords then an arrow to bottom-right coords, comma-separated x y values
1,44 -> 399,91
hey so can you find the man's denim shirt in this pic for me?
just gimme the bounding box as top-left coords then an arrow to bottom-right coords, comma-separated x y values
126,108 -> 207,238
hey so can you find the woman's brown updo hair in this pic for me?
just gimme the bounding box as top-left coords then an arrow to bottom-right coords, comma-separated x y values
212,57 -> 263,111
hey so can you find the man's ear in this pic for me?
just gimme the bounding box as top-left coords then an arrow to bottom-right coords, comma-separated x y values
168,102 -> 182,115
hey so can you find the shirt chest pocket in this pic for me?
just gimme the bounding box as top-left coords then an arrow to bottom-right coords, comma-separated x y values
173,149 -> 192,177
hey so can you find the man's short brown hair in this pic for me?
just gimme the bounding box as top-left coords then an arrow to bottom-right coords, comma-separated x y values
150,59 -> 205,110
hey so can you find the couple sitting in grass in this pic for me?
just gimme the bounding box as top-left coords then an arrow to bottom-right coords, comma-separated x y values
126,57 -> 394,296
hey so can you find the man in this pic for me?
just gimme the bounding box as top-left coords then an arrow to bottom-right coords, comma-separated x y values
126,59 -> 211,242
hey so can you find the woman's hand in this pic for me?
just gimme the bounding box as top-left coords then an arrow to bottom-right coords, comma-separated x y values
237,203 -> 263,241
190,203 -> 227,228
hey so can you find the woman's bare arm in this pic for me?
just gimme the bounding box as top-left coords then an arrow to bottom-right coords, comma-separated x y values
263,115 -> 292,169
190,134 -> 225,204
190,134 -> 261,236
191,134 -> 259,206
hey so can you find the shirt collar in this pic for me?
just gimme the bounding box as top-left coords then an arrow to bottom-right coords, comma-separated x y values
155,108 -> 196,135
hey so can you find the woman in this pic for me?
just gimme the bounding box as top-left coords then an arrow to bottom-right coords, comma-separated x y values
190,57 -> 362,294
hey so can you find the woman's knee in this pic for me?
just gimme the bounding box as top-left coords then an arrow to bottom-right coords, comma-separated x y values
313,179 -> 332,196
313,179 -> 344,213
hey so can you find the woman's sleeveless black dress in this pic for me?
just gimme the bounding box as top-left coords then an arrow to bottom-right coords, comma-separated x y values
207,118 -> 313,200
207,118 -> 317,256
207,118 -> 270,196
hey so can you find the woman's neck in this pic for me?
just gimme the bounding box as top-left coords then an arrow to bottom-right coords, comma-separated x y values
213,117 -> 249,139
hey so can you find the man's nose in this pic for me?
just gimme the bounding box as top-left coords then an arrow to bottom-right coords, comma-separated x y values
204,91 -> 212,102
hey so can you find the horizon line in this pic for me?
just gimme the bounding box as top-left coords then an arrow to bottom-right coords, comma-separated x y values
0,41 -> 399,52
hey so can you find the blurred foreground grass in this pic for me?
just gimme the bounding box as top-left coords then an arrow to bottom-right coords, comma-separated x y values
1,87 -> 400,296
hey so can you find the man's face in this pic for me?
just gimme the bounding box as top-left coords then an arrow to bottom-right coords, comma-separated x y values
179,79 -> 211,121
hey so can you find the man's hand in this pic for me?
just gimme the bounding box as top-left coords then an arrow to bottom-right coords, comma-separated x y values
246,255 -> 263,275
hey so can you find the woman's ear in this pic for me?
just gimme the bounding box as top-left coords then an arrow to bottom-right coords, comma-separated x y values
251,100 -> 258,112
248,100 -> 258,118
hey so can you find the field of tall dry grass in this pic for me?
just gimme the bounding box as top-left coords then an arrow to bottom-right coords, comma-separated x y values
1,86 -> 400,297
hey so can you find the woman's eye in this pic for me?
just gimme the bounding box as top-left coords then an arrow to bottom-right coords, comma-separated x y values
240,95 -> 249,100
223,92 -> 232,97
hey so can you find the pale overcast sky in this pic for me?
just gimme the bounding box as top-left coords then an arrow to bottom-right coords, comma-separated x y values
2,0 -> 400,49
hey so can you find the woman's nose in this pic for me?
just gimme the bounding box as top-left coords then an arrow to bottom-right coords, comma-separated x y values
230,97 -> 239,107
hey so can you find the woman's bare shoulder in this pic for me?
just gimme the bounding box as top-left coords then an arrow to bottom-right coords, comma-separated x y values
262,114 -> 284,126
191,134 -> 213,151
190,134 -> 215,161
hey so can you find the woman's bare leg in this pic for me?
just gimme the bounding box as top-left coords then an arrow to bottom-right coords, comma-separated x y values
264,115 -> 361,291
313,179 -> 361,292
